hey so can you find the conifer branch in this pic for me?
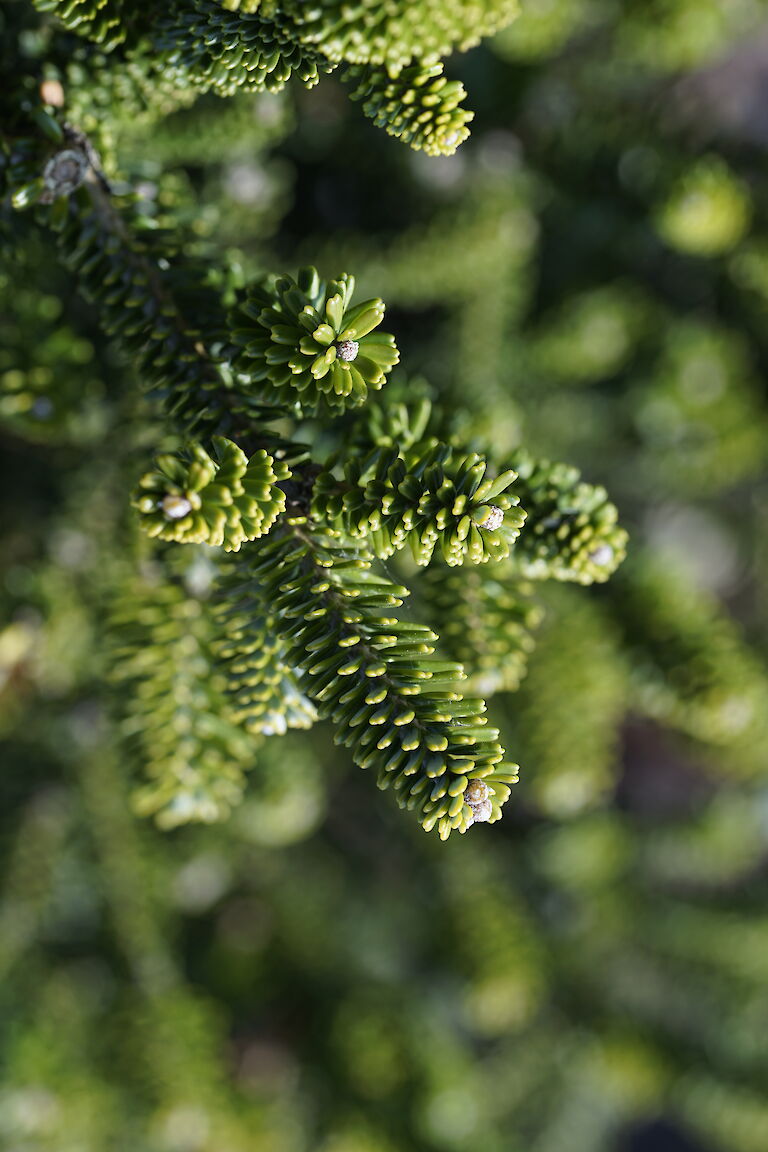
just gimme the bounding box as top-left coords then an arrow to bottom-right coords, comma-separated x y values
419,562 -> 543,696
35,0 -> 132,49
3,59 -> 629,838
29,0 -> 520,152
6,123 -> 299,448
344,61 -> 474,156
238,524 -> 518,838
109,575 -> 257,827
132,437 -> 290,550
229,266 -> 399,415
611,558 -> 768,768
507,450 -> 628,584
214,559 -> 318,736
312,441 -> 524,566
154,1 -> 333,96
278,0 -> 519,72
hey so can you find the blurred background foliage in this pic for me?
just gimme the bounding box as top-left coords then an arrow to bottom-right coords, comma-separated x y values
4,0 -> 768,1149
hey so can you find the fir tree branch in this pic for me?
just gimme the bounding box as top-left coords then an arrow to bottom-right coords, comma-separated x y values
6,117 -> 302,452
229,266 -> 399,416
153,1 -> 333,96
312,440 -> 524,566
610,557 -> 768,769
419,561 -> 543,696
132,437 -> 291,550
214,555 -> 318,736
278,0 -> 519,72
343,61 -> 474,156
108,572 -> 258,827
236,523 -> 518,838
507,450 -> 628,584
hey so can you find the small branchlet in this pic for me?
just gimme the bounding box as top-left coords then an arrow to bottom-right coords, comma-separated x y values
345,61 -> 474,156
508,451 -> 628,584
312,442 -> 524,566
230,267 -> 400,414
132,437 -> 290,551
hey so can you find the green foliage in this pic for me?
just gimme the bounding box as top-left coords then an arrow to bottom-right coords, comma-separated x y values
155,1 -> 331,96
351,393 -> 435,453
214,562 -> 318,735
28,0 -> 519,154
109,573 -> 257,827
59,46 -> 199,155
613,558 -> 768,770
230,266 -> 399,414
0,248 -> 104,444
629,321 -> 768,495
240,528 -> 518,839
9,1 -> 768,1148
4,66 -> 621,840
509,451 -> 628,584
344,62 -> 474,156
513,588 -> 627,816
34,0 -> 129,48
655,157 -> 752,257
419,562 -> 542,696
278,0 -> 519,71
312,441 -> 523,565
132,437 -> 289,550
115,90 -> 292,168
40,183 -> 235,432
